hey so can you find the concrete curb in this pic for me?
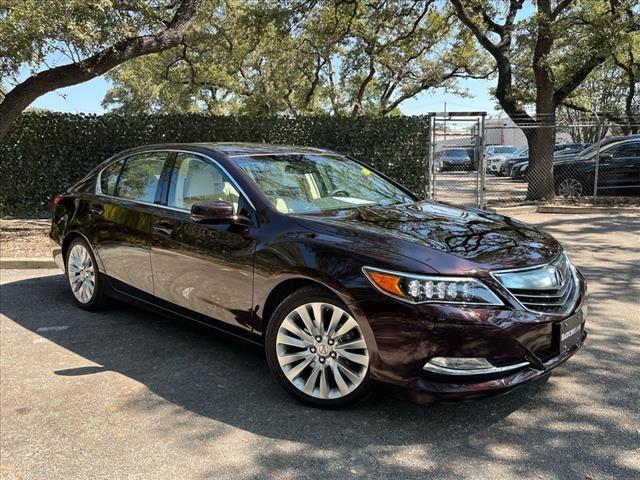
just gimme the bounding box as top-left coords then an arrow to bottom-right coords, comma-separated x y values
536,205 -> 640,214
0,257 -> 58,270
487,205 -> 539,215
489,205 -> 640,215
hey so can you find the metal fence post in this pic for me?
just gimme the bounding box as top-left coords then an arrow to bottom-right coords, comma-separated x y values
432,114 -> 437,199
593,117 -> 601,205
478,113 -> 487,209
426,113 -> 436,199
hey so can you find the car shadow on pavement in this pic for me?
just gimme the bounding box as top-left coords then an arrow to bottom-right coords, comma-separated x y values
2,272 -> 638,479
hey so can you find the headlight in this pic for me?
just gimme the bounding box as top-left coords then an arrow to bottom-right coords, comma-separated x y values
362,267 -> 503,306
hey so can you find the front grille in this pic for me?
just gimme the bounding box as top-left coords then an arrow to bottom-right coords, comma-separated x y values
493,253 -> 578,315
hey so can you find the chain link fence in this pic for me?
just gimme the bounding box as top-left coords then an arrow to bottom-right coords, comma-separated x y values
429,115 -> 640,208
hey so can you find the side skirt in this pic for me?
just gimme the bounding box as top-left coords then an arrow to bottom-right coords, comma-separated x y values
101,274 -> 263,348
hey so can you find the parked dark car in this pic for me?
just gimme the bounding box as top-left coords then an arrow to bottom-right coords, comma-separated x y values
554,136 -> 640,196
509,143 -> 592,180
500,154 -> 529,176
502,143 -> 591,178
434,148 -> 472,171
553,143 -> 590,156
50,143 -> 587,407
511,160 -> 529,180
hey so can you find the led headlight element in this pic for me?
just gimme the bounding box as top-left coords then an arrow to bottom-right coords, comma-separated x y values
362,267 -> 503,306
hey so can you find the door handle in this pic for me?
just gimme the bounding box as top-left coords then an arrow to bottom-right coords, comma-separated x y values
91,204 -> 104,216
153,221 -> 174,236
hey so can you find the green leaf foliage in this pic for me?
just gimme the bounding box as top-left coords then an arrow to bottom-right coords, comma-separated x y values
102,0 -> 486,116
0,112 -> 431,217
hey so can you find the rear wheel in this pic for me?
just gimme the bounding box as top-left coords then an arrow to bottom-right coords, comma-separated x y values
265,286 -> 371,408
66,238 -> 106,310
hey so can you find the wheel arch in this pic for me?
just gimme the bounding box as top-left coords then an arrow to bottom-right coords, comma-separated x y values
260,277 -> 339,335
258,273 -> 380,369
61,231 -> 105,273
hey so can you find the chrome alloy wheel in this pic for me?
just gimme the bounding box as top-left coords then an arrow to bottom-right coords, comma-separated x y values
67,244 -> 96,304
275,302 -> 369,400
557,178 -> 584,197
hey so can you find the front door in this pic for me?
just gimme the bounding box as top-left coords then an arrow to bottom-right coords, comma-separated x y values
92,152 -> 169,294
150,152 -> 257,331
597,140 -> 640,191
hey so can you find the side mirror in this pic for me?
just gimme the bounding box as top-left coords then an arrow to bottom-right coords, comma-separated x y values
190,201 -> 234,223
599,153 -> 613,161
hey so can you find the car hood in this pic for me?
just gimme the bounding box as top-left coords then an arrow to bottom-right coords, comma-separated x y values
290,201 -> 561,274
504,155 -> 529,164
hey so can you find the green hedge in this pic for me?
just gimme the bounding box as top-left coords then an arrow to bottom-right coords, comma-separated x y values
0,112 -> 430,217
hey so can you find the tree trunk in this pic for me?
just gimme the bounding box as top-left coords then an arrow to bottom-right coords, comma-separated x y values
526,0 -> 556,201
525,122 -> 556,200
525,90 -> 556,201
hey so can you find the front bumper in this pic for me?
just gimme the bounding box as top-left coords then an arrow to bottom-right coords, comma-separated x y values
401,329 -> 586,403
352,271 -> 588,403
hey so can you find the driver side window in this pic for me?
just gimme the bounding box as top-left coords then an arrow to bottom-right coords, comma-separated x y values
167,154 -> 240,211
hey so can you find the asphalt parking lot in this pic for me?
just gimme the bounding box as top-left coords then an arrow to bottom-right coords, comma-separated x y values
1,213 -> 639,479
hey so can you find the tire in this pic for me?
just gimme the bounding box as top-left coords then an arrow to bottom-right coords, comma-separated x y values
65,237 -> 107,310
265,286 -> 372,408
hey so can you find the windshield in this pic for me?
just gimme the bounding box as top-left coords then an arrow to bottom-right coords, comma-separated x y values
442,149 -> 468,158
233,154 -> 416,214
578,140 -> 619,158
512,147 -> 528,157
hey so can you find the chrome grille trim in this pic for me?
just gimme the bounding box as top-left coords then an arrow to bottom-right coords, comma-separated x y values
491,253 -> 579,315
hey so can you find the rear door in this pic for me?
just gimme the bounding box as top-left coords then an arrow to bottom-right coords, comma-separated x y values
91,151 -> 170,294
150,152 -> 257,331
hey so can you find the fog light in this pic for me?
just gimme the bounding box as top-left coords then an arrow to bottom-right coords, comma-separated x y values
423,357 -> 529,376
426,357 -> 492,371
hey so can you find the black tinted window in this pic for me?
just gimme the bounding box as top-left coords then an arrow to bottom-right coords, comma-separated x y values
608,142 -> 640,159
100,159 -> 124,196
116,153 -> 167,203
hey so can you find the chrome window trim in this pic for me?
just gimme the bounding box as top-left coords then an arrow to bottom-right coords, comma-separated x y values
490,252 -> 580,316
422,360 -> 530,376
362,266 -> 504,306
226,152 -> 341,158
95,148 -> 256,212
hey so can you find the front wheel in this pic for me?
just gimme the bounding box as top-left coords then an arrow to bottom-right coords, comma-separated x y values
265,286 -> 371,408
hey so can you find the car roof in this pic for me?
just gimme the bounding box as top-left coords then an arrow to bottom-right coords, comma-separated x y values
599,134 -> 639,145
121,142 -> 338,158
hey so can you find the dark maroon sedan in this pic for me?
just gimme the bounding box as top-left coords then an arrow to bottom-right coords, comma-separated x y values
50,143 -> 587,407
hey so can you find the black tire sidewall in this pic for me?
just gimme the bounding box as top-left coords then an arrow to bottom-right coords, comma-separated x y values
265,287 -> 372,408
66,238 -> 104,311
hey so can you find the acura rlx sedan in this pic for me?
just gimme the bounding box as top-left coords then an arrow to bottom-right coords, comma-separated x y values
50,143 -> 587,407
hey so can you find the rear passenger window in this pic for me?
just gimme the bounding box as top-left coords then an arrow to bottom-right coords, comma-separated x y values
100,159 -> 124,196
116,153 -> 167,203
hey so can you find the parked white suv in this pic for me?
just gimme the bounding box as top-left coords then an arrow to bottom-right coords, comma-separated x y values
487,146 -> 527,175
